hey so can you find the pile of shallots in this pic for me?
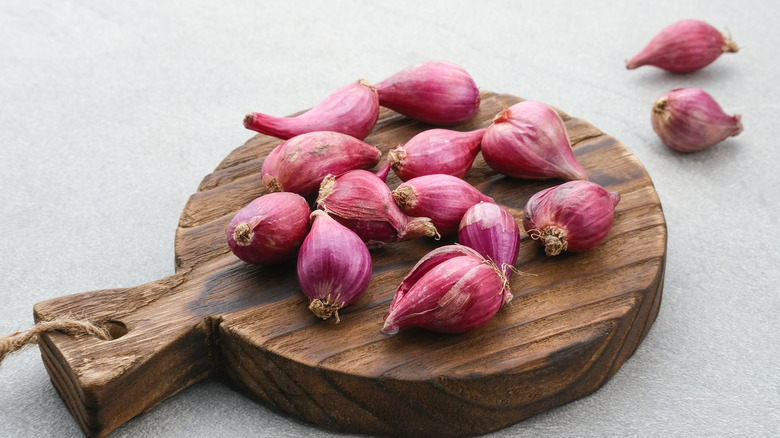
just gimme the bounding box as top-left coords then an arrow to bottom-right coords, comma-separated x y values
626,19 -> 743,152
227,61 -> 622,335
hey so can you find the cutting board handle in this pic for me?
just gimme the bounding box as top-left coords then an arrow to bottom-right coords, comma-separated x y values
33,269 -> 217,438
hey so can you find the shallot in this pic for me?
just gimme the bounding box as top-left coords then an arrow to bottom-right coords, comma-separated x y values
227,192 -> 311,265
458,202 -> 520,281
387,128 -> 486,181
262,131 -> 381,197
481,100 -> 588,181
316,169 -> 439,247
651,88 -> 742,152
522,181 -> 620,256
382,245 -> 507,335
374,61 -> 480,125
297,210 -> 372,323
244,79 -> 379,140
626,20 -> 738,73
392,174 -> 493,236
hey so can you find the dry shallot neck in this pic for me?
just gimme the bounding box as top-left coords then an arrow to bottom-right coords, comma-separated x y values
358,78 -> 377,93
264,177 -> 282,193
652,97 -> 670,120
722,35 -> 739,53
731,115 -> 745,136
316,175 -> 336,205
233,223 -> 254,245
242,113 -> 255,129
387,147 -> 406,171
401,217 -> 440,240
492,107 -> 511,124
392,185 -> 417,209
528,226 -> 568,256
309,296 -> 344,323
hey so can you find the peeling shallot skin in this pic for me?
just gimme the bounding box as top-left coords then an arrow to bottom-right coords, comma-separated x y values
652,88 -> 743,152
522,181 -> 620,256
388,128 -> 486,181
262,131 -> 381,197
626,20 -> 738,73
316,169 -> 439,247
382,245 -> 507,335
259,142 -> 282,182
391,245 -> 482,298
481,100 -> 588,181
297,210 -> 373,323
374,61 -> 480,125
226,192 -> 311,266
244,79 -> 379,140
393,174 -> 493,236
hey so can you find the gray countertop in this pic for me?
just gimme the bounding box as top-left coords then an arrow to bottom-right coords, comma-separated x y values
1,1 -> 778,437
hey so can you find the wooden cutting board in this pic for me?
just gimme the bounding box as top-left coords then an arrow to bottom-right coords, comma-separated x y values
33,91 -> 666,438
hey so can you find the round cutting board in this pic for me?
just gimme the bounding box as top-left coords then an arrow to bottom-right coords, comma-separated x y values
34,91 -> 666,438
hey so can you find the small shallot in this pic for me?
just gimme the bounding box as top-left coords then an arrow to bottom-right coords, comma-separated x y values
458,202 -> 520,280
374,61 -> 480,125
393,174 -> 493,236
227,192 -> 311,265
263,131 -> 381,196
382,245 -> 507,335
316,169 -> 439,247
651,88 -> 743,152
387,128 -> 486,181
244,79 -> 379,140
522,181 -> 620,256
481,100 -> 588,181
297,210 -> 372,322
626,20 -> 738,73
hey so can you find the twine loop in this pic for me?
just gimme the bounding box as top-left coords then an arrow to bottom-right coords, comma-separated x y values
0,317 -> 111,366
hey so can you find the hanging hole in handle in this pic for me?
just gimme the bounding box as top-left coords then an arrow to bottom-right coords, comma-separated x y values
103,320 -> 128,340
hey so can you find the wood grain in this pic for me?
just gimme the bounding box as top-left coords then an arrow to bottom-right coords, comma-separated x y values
33,91 -> 666,438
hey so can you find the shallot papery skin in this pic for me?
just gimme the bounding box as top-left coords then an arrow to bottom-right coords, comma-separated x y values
382,245 -> 507,335
227,192 -> 311,265
393,174 -> 493,236
391,245 -> 483,293
316,169 -> 439,247
374,61 -> 480,125
652,88 -> 743,152
626,20 -> 738,73
244,79 -> 379,140
260,142 -> 282,182
388,128 -> 486,181
458,202 -> 520,281
522,181 -> 620,256
297,210 -> 373,323
481,100 -> 588,181
262,131 -> 381,197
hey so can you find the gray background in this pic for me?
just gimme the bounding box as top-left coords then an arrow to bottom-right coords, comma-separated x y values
1,1 -> 778,437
